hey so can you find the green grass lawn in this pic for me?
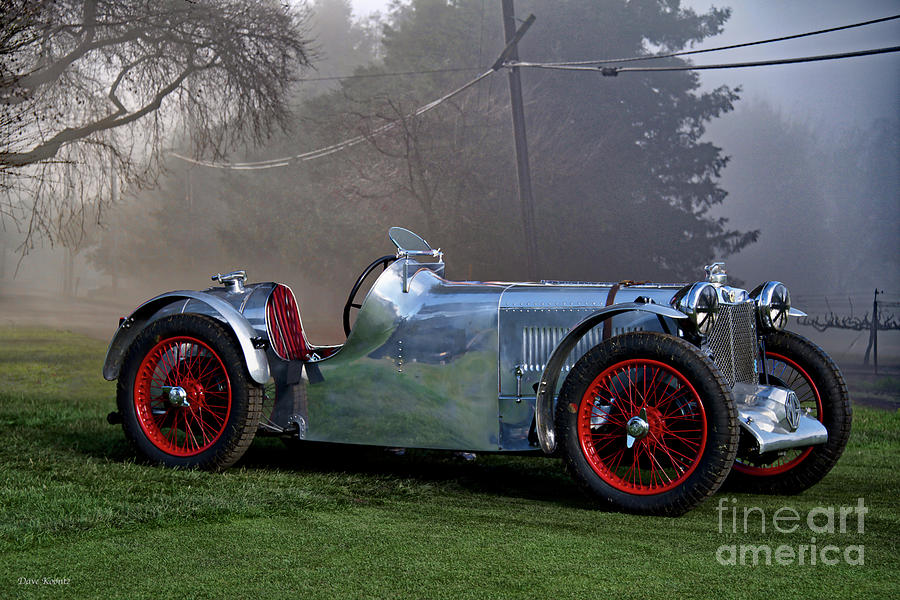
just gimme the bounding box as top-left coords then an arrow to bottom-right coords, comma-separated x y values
1,326 -> 898,599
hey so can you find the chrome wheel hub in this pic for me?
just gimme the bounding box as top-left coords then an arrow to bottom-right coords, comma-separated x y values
626,408 -> 650,448
166,386 -> 190,407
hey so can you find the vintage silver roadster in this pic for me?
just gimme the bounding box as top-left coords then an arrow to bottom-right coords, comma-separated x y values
103,227 -> 851,515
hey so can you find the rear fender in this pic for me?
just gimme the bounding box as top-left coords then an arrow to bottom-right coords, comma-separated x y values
534,302 -> 687,454
102,291 -> 270,384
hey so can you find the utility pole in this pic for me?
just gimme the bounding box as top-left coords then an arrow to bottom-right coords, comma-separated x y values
501,0 -> 539,281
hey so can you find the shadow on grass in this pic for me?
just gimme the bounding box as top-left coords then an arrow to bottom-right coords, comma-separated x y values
239,438 -> 592,508
40,422 -> 593,508
43,424 -> 135,462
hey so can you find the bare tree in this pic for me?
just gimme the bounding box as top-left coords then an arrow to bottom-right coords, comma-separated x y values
0,0 -> 311,248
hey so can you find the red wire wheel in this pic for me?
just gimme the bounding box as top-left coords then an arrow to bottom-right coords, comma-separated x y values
557,332 -> 737,516
133,336 -> 232,456
727,331 -> 851,494
117,314 -> 262,470
732,352 -> 822,475
576,359 -> 707,495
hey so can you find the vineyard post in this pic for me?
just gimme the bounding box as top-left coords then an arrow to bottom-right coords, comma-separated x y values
864,289 -> 883,373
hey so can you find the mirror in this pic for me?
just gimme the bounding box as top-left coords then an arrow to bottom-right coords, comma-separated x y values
388,227 -> 433,253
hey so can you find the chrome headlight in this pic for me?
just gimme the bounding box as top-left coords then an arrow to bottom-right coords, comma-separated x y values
674,282 -> 719,336
753,281 -> 791,331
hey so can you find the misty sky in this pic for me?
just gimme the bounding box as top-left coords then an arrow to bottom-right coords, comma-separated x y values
684,0 -> 899,130
347,0 -> 898,295
351,0 -> 899,130
3,0 -> 895,354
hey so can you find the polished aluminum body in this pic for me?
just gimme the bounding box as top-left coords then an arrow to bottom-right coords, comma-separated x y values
305,258 -> 505,449
103,284 -> 274,384
104,227 -> 829,457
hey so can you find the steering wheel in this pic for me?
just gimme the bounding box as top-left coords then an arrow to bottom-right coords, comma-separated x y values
343,255 -> 396,336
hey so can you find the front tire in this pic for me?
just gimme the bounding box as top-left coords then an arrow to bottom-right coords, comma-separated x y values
728,331 -> 851,494
556,332 -> 738,516
117,314 -> 262,470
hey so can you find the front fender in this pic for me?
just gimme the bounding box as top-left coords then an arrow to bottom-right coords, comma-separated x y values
534,302 -> 687,454
102,290 -> 270,385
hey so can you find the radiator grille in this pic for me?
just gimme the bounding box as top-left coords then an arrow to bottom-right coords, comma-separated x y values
707,301 -> 758,387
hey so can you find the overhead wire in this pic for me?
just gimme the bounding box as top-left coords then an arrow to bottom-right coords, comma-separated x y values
509,45 -> 900,75
526,13 -> 900,67
173,14 -> 900,170
262,14 -> 900,84
173,68 -> 495,170
296,66 -> 483,83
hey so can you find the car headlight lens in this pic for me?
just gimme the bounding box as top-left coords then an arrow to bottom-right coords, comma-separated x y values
674,282 -> 719,336
754,281 -> 791,331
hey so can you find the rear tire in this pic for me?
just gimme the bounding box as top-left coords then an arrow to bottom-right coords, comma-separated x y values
556,332 -> 738,516
728,331 -> 851,494
117,314 -> 262,470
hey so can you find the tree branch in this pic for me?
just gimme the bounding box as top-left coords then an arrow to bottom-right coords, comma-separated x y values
1,28 -> 147,104
0,64 -> 199,166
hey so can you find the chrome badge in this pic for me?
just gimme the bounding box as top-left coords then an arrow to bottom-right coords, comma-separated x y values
785,391 -> 801,432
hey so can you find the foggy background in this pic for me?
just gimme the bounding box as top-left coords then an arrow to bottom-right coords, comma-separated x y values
1,0 -> 897,363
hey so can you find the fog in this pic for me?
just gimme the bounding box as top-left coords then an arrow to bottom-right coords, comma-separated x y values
1,0 -> 897,361
685,0 -> 899,129
686,0 -> 899,290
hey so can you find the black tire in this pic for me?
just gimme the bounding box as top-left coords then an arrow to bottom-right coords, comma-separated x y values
117,314 -> 262,470
728,330 -> 851,494
556,332 -> 738,516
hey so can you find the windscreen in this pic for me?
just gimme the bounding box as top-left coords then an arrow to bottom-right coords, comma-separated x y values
388,227 -> 433,253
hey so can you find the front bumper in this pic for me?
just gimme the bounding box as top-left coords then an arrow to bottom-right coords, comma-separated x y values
733,382 -> 828,454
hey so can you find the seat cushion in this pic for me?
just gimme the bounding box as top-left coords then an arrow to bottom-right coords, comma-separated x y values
266,284 -> 311,361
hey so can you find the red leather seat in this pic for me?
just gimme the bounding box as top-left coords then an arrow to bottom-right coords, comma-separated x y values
266,284 -> 340,361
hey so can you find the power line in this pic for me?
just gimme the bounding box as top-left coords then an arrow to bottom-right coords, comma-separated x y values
509,45 -> 900,76
534,13 -> 900,67
172,12 -> 539,171
297,66 -> 482,83
174,15 -> 900,171
276,14 -> 900,84
173,69 -> 495,170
